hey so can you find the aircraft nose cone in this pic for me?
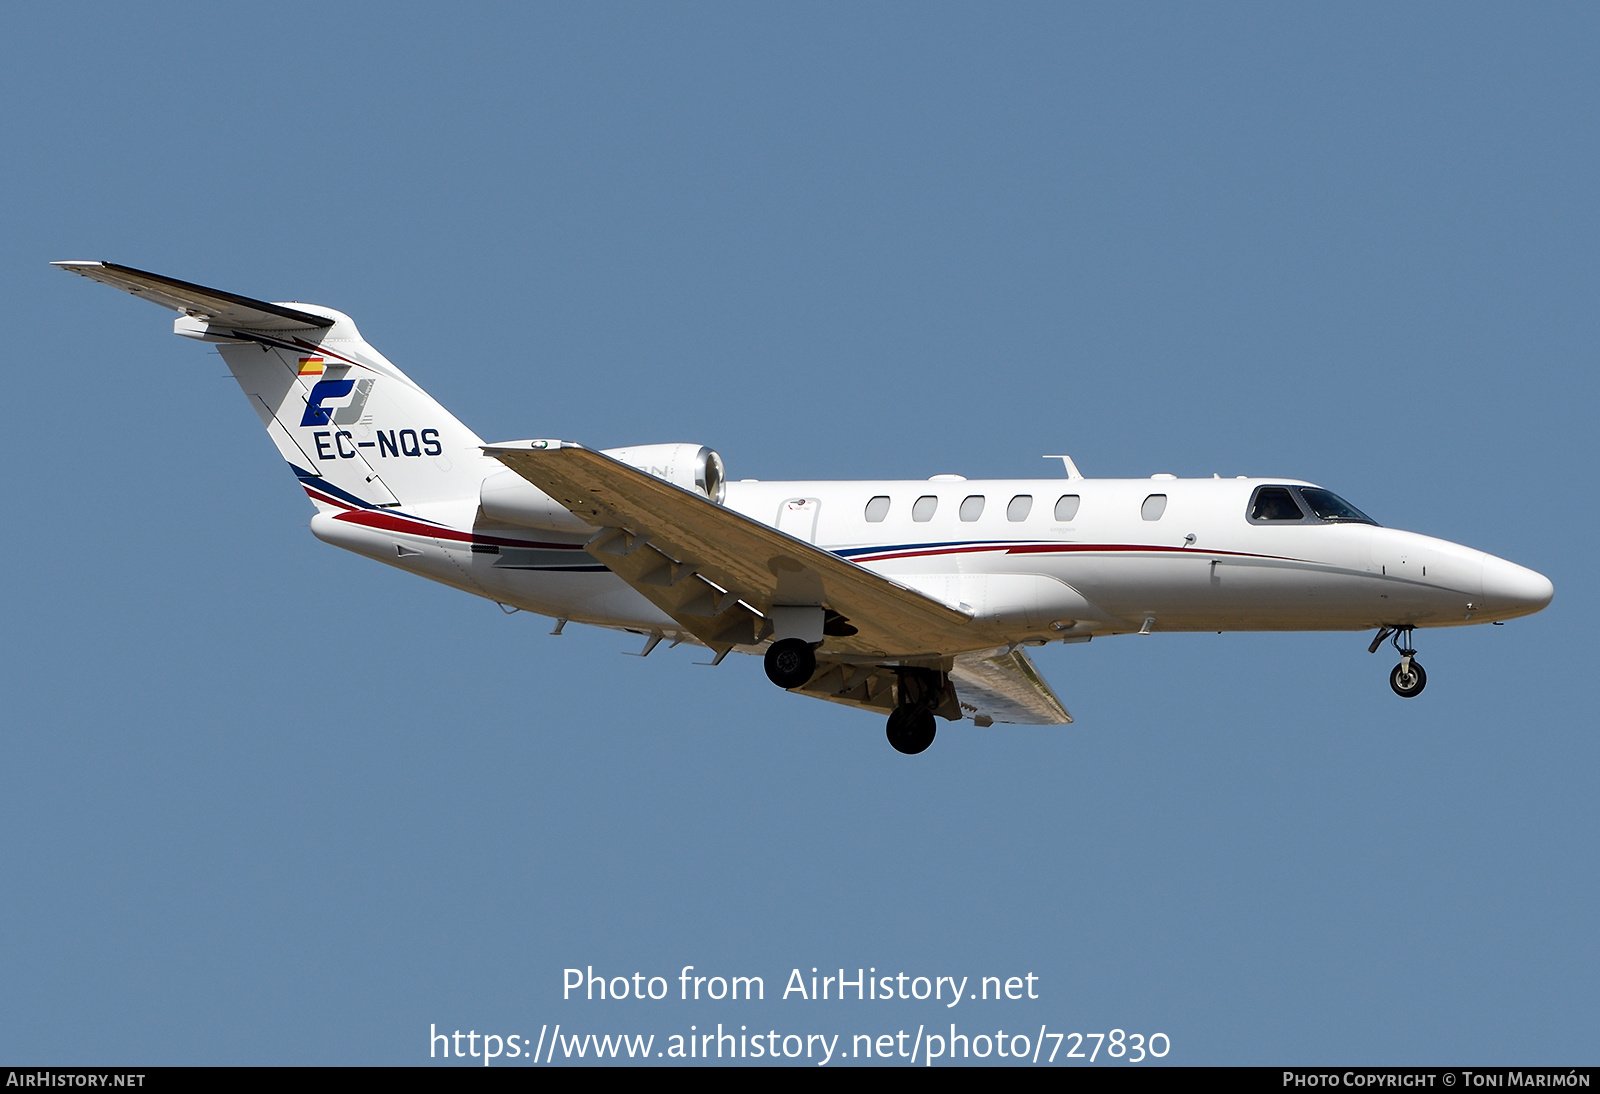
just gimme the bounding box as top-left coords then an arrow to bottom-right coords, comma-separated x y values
1480,554 -> 1554,616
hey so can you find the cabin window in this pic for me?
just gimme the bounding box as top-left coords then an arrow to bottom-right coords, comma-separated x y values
1141,494 -> 1168,521
959,495 -> 985,522
1054,494 -> 1080,521
1007,494 -> 1033,521
864,495 -> 890,522
912,495 -> 938,522
1249,486 -> 1307,522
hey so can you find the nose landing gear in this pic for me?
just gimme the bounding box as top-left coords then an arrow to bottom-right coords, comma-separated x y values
1370,626 -> 1427,698
1390,659 -> 1426,697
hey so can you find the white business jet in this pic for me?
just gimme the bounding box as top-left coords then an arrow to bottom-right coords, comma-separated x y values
57,262 -> 1554,754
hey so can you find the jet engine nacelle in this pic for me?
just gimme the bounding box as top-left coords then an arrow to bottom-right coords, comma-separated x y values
479,443 -> 727,534
599,443 -> 727,504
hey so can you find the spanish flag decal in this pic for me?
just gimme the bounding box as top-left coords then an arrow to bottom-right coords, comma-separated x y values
297,357 -> 325,376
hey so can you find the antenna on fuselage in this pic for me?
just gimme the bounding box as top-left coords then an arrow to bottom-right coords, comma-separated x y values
1043,454 -> 1085,480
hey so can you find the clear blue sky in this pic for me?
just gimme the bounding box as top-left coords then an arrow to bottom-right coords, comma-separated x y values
2,2 -> 1594,1066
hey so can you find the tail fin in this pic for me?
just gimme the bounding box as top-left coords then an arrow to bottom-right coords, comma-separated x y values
55,261 -> 490,511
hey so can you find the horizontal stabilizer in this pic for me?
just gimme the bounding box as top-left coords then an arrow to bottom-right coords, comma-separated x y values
52,261 -> 333,330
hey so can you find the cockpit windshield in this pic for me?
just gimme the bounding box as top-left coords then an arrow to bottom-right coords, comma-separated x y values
1249,486 -> 1305,521
1298,487 -> 1378,525
1247,485 -> 1380,526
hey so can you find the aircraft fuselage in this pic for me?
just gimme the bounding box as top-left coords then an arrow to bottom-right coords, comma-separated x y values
310,470 -> 1552,649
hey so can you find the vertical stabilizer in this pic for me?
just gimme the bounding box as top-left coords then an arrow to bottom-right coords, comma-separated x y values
204,308 -> 489,511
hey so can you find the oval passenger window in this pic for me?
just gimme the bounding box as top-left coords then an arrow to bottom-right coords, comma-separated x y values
1054,494 -> 1080,521
1142,494 -> 1167,521
959,495 -> 985,522
864,496 -> 890,522
912,496 -> 938,522
1007,495 -> 1033,521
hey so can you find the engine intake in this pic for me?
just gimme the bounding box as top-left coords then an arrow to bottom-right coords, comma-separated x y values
600,443 -> 726,503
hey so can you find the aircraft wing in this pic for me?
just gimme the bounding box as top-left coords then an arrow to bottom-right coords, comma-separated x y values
483,440 -> 977,658
52,261 -> 333,330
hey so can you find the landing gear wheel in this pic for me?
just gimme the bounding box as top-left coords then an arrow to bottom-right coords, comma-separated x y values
1375,626 -> 1427,698
886,705 -> 937,755
1390,660 -> 1427,698
763,638 -> 816,689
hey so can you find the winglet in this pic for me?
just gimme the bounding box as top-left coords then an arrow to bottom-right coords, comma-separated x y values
53,260 -> 333,330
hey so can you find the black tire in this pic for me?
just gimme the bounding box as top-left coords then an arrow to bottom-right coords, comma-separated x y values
763,638 -> 817,689
886,706 -> 937,755
1390,660 -> 1427,698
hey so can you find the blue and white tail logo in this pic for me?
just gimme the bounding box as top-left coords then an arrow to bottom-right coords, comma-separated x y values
301,378 -> 376,426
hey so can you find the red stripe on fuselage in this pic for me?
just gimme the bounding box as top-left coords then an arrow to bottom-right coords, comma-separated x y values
303,485 -> 357,511
321,511 -> 1297,567
847,542 -> 1297,565
331,507 -> 583,550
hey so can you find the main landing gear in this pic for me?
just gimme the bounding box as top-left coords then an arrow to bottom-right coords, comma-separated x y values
886,705 -> 936,755
1369,626 -> 1426,698
762,642 -> 942,756
885,668 -> 942,755
763,638 -> 817,690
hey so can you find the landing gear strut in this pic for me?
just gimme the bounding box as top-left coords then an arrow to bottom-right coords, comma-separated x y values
763,638 -> 817,689
1370,626 -> 1426,698
885,668 -> 942,755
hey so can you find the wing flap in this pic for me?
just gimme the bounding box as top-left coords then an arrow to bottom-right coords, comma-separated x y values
783,650 -> 1071,726
950,648 -> 1072,725
53,261 -> 333,330
790,661 -> 902,716
483,440 -> 977,656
